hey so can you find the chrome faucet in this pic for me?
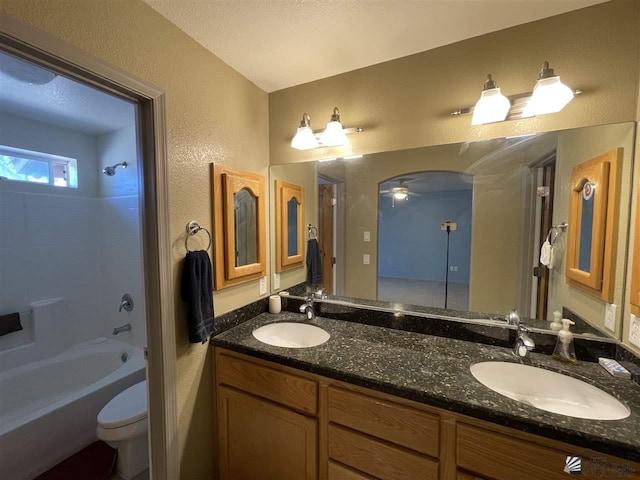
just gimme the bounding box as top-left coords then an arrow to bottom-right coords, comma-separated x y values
506,309 -> 535,358
299,294 -> 316,320
113,323 -> 132,335
119,293 -> 134,312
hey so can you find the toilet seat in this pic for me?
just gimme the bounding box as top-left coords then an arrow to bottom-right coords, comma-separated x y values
98,381 -> 147,432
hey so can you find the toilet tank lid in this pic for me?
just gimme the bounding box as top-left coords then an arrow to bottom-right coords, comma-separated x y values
98,380 -> 147,428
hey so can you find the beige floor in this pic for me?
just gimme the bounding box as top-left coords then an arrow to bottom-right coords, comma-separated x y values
378,277 -> 469,310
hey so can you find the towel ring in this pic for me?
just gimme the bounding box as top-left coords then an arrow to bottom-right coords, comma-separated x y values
185,220 -> 212,252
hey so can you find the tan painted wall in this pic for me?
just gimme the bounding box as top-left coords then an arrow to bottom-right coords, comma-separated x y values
0,1 -> 269,478
548,123 -> 636,334
269,162 -> 318,291
270,0 -> 640,168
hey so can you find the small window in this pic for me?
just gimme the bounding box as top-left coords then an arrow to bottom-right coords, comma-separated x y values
0,146 -> 78,188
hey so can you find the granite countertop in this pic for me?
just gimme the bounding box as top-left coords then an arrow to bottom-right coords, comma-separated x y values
212,312 -> 640,462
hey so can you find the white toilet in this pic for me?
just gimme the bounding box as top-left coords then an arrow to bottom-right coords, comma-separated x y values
97,380 -> 149,480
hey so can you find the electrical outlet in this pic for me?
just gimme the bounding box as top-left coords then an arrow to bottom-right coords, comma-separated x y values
273,273 -> 280,290
630,314 -> 640,349
604,303 -> 617,332
259,276 -> 267,295
363,254 -> 370,265
453,266 -> 458,272
363,231 -> 370,242
449,266 -> 454,271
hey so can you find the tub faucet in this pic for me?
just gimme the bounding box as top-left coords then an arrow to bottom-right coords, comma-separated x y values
506,309 -> 535,358
113,323 -> 132,335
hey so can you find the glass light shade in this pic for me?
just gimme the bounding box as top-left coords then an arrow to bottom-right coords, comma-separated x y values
393,192 -> 408,200
291,126 -> 319,150
319,121 -> 348,147
523,76 -> 574,117
471,88 -> 511,125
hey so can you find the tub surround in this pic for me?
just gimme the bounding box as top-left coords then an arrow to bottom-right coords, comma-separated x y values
213,312 -> 640,462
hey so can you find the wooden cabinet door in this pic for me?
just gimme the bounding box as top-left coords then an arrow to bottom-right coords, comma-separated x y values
217,386 -> 317,480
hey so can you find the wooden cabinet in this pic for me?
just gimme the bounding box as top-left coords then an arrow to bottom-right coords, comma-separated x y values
217,385 -> 317,480
214,348 -> 640,480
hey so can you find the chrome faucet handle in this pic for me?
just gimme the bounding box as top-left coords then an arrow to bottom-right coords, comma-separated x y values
513,324 -> 535,358
119,293 -> 134,312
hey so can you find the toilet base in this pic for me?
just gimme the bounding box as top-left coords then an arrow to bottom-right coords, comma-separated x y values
115,435 -> 148,480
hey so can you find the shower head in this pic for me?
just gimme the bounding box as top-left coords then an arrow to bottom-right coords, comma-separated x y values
102,162 -> 128,176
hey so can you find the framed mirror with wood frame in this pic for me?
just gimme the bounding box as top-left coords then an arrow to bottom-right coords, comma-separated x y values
211,164 -> 266,290
565,148 -> 622,302
275,180 -> 305,273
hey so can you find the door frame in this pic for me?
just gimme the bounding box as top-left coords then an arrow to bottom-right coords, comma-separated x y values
1,14 -> 178,480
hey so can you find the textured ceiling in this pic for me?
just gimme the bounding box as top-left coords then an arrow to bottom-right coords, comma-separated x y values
0,51 -> 136,135
144,0 -> 607,92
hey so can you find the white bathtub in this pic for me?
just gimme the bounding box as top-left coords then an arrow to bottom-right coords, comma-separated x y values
0,338 -> 145,480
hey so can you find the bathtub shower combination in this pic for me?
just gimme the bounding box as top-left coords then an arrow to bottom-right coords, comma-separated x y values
0,299 -> 145,480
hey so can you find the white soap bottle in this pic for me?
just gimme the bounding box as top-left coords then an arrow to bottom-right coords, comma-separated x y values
553,319 -> 578,364
550,310 -> 562,331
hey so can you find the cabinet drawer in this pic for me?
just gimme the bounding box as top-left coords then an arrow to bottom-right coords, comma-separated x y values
328,461 -> 376,480
328,386 -> 439,457
217,353 -> 317,414
328,424 -> 439,480
457,423 -> 640,480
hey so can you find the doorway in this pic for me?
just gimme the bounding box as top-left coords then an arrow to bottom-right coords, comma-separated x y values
377,171 -> 473,310
1,17 -> 177,480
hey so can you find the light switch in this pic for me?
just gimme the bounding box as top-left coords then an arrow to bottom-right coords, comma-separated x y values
630,314 -> 640,348
363,231 -> 370,242
259,276 -> 267,295
273,273 -> 280,290
604,303 -> 616,332
363,254 -> 370,265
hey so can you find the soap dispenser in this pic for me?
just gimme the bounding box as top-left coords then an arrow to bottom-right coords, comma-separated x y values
553,319 -> 578,364
550,311 -> 562,331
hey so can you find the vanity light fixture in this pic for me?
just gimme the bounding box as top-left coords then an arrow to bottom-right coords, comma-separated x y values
319,107 -> 348,147
291,107 -> 363,150
471,74 -> 511,125
343,154 -> 363,160
451,61 -> 579,124
522,61 -> 574,117
291,113 -> 320,150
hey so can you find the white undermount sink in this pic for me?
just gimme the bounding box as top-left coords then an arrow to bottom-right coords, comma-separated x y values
470,361 -> 630,420
252,322 -> 330,348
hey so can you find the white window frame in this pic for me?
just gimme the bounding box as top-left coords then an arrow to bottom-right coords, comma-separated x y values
0,144 -> 78,188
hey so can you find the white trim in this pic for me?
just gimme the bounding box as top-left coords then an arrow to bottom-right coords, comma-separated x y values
0,14 -> 178,480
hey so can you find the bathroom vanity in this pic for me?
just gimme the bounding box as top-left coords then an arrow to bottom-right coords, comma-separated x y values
212,313 -> 640,480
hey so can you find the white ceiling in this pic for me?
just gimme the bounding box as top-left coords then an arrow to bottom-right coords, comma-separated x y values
144,0 -> 607,93
0,51 -> 136,136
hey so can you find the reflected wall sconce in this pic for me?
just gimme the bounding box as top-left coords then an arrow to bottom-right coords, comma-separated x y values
452,61 -> 581,124
290,107 -> 363,150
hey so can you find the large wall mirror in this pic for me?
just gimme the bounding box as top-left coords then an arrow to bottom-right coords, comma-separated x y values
269,122 -> 636,340
212,164 -> 266,290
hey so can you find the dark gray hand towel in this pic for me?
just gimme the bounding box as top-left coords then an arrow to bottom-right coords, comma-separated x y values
306,238 -> 323,287
181,250 -> 214,344
0,312 -> 23,336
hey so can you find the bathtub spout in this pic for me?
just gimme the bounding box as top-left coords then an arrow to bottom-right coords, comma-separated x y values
113,323 -> 132,335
